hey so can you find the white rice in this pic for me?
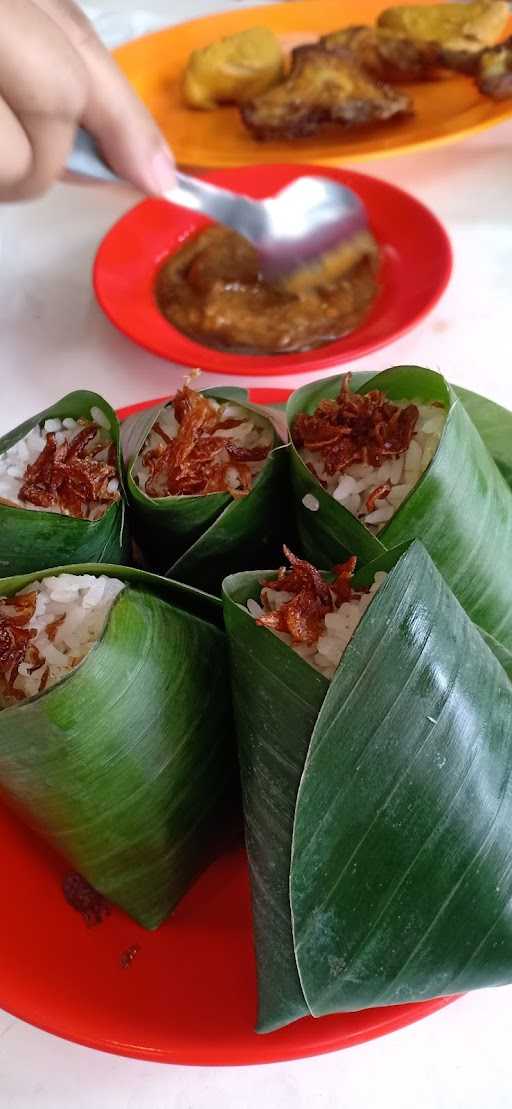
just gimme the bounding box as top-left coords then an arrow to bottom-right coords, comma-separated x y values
0,409 -> 119,520
301,402 -> 445,533
248,571 -> 387,680
134,399 -> 273,498
0,574 -> 125,708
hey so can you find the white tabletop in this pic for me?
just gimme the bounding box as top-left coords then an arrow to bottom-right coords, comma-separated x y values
1,1 -> 512,1105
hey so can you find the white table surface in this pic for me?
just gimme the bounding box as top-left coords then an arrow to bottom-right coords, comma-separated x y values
1,1 -> 512,1105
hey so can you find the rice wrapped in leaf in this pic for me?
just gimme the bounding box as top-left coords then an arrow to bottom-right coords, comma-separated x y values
0,392 -> 128,575
0,563 -> 234,929
121,383 -> 287,592
223,542 -> 512,1032
287,366 -> 512,651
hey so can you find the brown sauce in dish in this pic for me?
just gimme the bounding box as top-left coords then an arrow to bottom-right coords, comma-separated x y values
155,226 -> 379,354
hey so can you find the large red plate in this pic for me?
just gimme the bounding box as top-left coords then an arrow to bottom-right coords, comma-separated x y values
93,164 -> 452,377
0,388 -> 457,1064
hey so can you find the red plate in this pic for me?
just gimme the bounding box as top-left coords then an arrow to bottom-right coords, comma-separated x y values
93,164 -> 452,377
0,388 -> 457,1064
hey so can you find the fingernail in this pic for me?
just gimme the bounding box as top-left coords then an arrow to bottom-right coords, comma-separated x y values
149,147 -> 176,194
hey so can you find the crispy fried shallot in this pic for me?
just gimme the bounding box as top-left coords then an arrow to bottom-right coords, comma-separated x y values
256,546 -> 362,645
142,385 -> 270,498
0,592 -> 44,700
292,372 -> 419,476
19,423 -> 119,519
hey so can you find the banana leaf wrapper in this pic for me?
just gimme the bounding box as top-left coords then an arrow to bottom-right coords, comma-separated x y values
287,366 -> 512,651
0,564 -> 234,929
0,391 -> 129,576
223,541 -> 512,1032
121,387 -> 289,593
454,383 -> 512,490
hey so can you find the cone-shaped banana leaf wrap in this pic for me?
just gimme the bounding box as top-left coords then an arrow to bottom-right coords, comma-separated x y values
223,541 -> 512,1032
121,387 -> 288,593
0,563 -> 233,929
287,366 -> 512,651
0,392 -> 129,575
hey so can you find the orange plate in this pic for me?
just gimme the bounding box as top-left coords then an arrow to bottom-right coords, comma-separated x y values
113,0 -> 512,168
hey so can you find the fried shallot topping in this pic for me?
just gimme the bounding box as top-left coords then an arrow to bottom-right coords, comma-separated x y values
141,385 -> 270,499
19,422 -> 119,519
0,592 -> 45,701
256,546 -> 362,645
292,372 -> 419,478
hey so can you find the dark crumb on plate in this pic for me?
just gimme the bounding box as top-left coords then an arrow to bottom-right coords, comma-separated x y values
62,872 -> 111,927
120,944 -> 141,969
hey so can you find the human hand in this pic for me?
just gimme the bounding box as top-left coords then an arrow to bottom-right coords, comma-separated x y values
0,0 -> 176,201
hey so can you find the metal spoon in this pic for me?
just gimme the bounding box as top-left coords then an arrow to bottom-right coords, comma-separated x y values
67,127 -> 368,283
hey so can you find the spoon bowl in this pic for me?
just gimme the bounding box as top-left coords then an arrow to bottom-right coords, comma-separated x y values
68,129 -> 368,282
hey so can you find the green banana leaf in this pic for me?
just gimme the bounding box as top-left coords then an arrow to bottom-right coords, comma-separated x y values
0,563 -> 233,929
121,388 -> 289,593
223,541 -> 512,1031
0,392 -> 129,576
287,366 -> 512,651
454,384 -> 512,490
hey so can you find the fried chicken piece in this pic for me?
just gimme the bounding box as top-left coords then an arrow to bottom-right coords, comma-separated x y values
320,25 -> 441,81
377,2 -> 509,54
240,45 -> 412,141
320,27 -> 385,76
434,45 -> 483,74
476,35 -> 512,97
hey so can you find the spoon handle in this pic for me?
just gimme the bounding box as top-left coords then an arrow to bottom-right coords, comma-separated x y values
66,128 -> 263,243
66,127 -> 119,183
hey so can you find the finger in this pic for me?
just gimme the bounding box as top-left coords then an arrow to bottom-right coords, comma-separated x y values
0,0 -> 87,200
0,98 -> 32,194
34,0 -> 176,194
0,114 -> 78,202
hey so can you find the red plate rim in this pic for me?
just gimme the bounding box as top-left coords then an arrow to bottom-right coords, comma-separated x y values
0,983 -> 458,1067
93,164 -> 452,377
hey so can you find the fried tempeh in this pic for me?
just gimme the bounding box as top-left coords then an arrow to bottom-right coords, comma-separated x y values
377,1 -> 509,53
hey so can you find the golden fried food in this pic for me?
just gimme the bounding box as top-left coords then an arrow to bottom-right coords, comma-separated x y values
320,27 -> 385,75
377,1 -> 509,54
476,36 -> 512,97
280,229 -> 380,295
183,27 -> 284,110
320,25 -> 440,81
156,226 -> 380,354
240,45 -> 411,141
